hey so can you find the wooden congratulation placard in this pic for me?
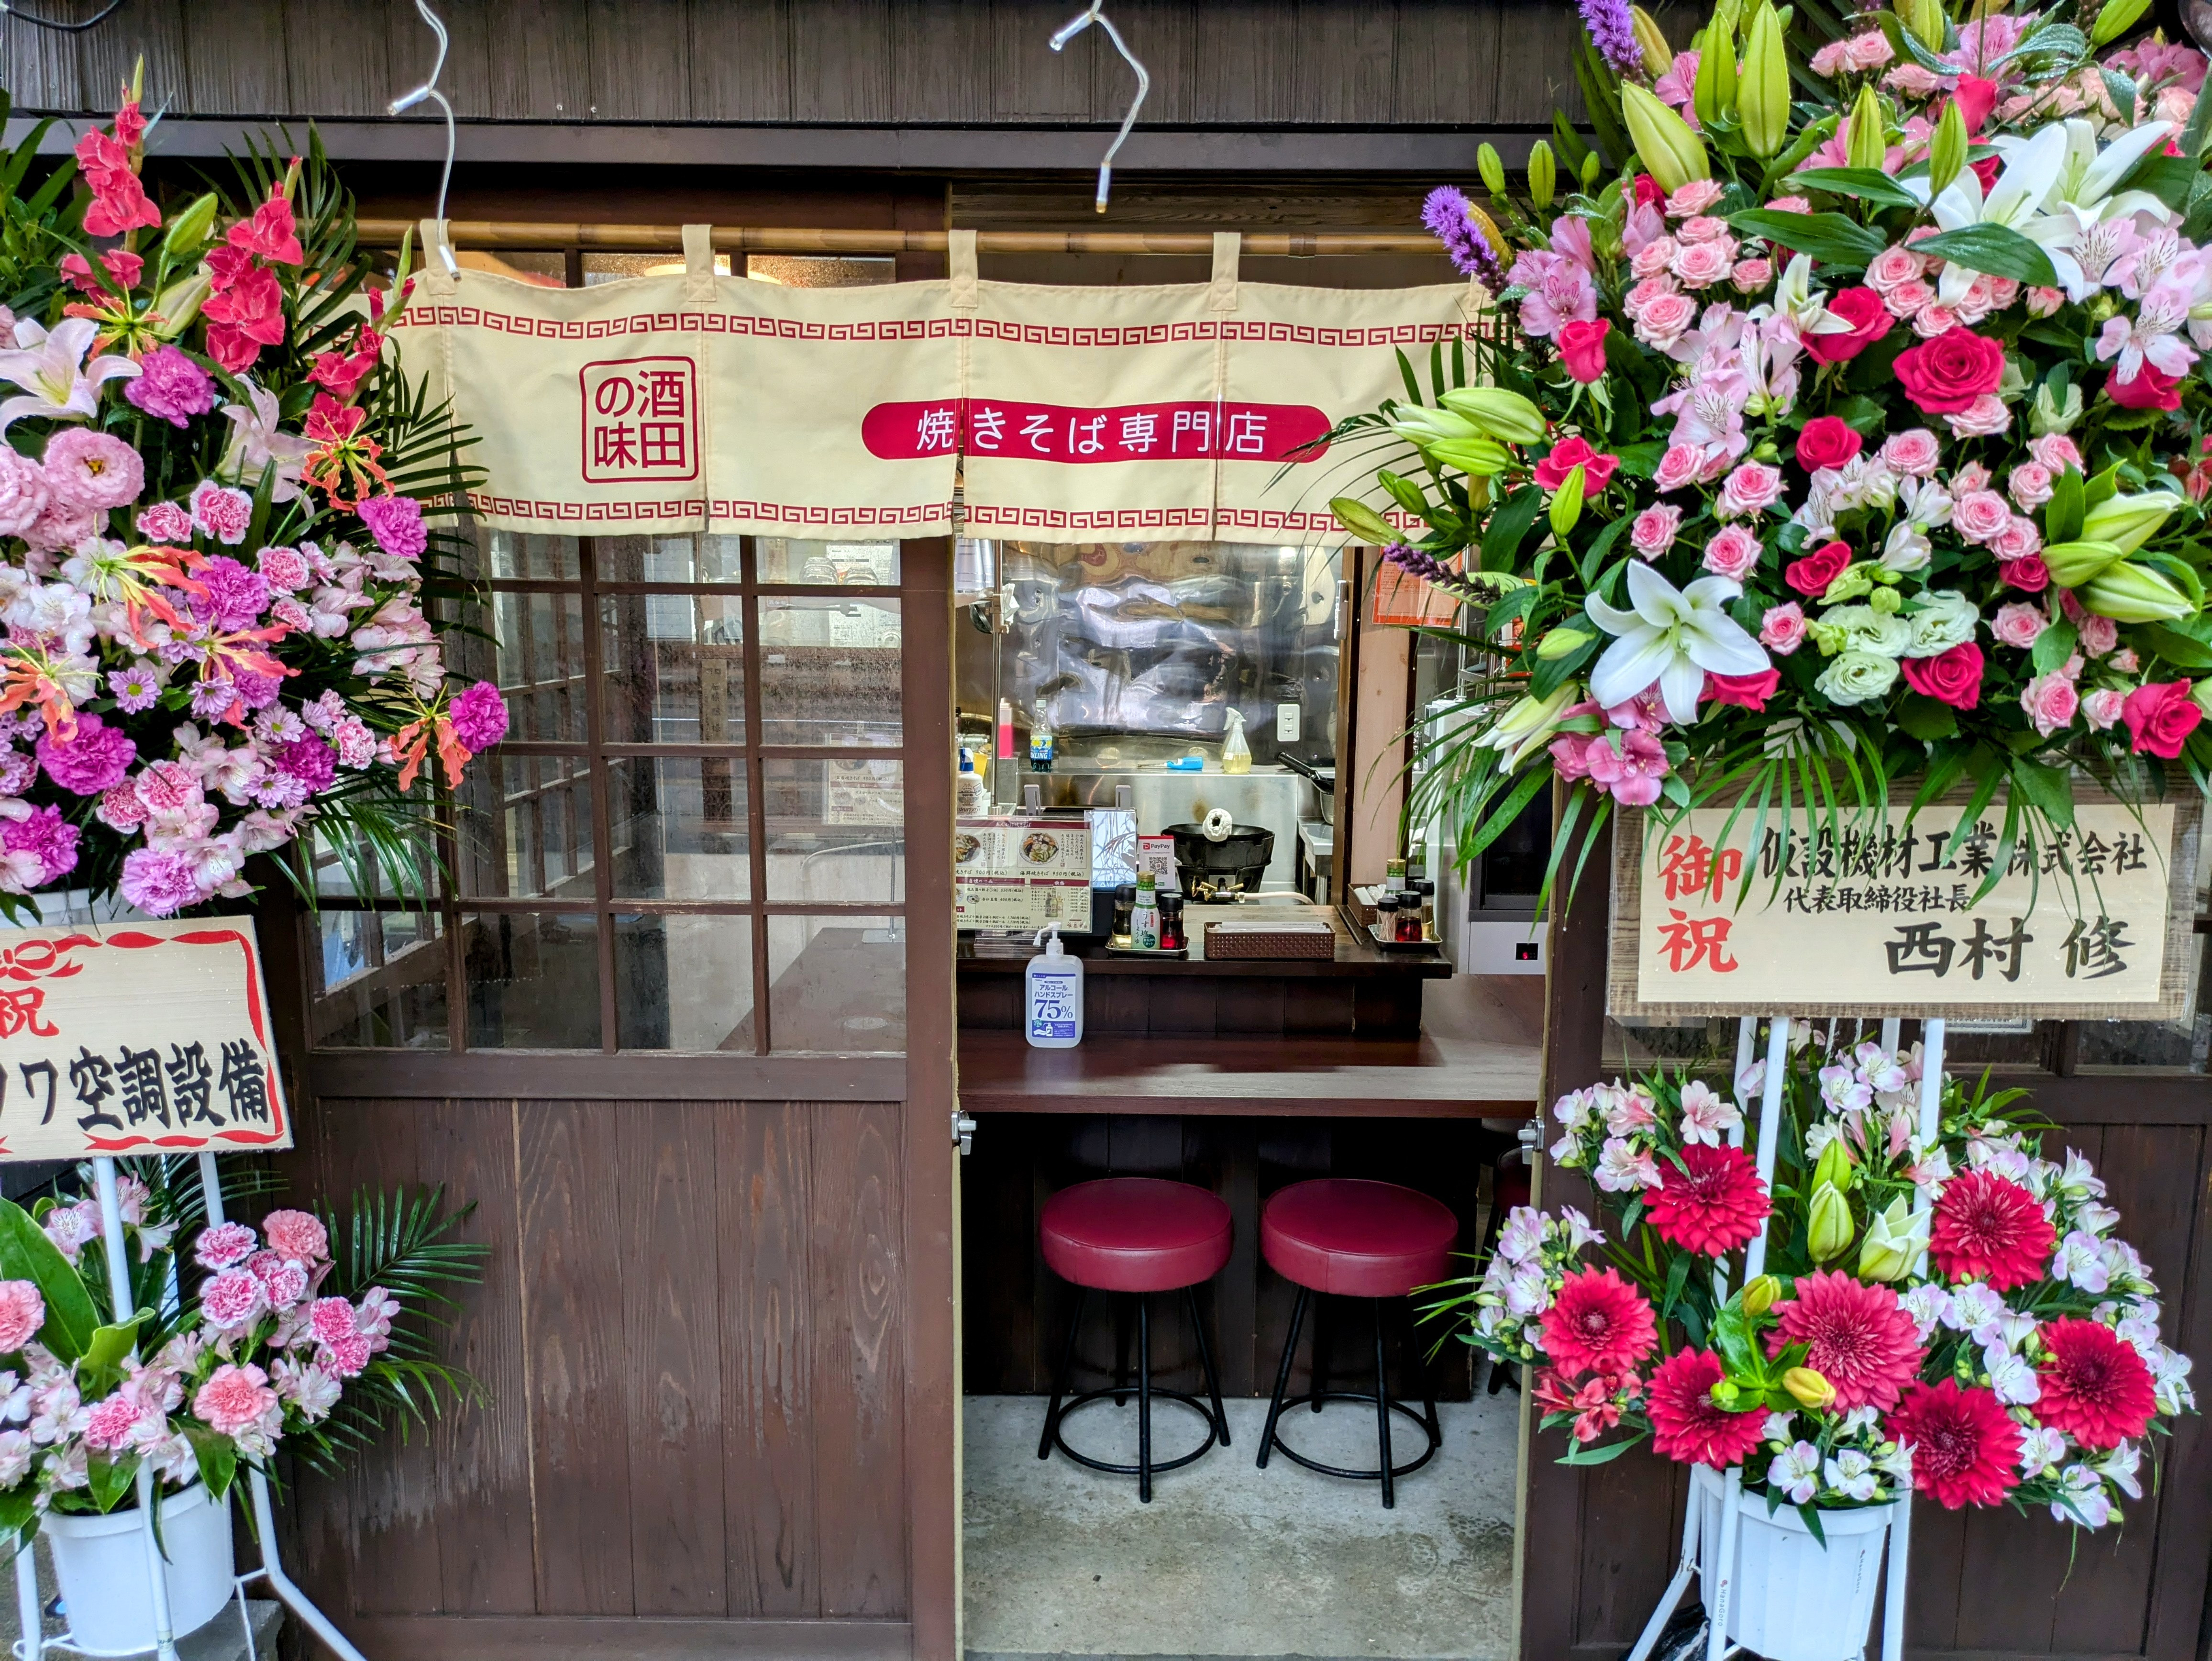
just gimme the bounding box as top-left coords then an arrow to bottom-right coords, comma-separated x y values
1610,788 -> 2202,1020
0,918 -> 290,1162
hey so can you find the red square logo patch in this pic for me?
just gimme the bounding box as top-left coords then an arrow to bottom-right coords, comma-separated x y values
580,356 -> 699,483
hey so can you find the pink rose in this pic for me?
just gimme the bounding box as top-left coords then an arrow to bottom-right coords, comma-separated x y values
1951,461 -> 1992,494
1677,214 -> 1732,244
1785,540 -> 1852,596
1761,602 -> 1808,655
2108,363 -> 2185,411
2122,679 -> 2203,758
2078,614 -> 2118,657
2001,555 -> 2050,593
2028,433 -> 2084,474
1631,237 -> 1679,280
1913,303 -> 1962,339
1992,517 -> 2043,563
1558,318 -> 1612,384
1945,394 -> 2012,438
1719,462 -> 1783,518
2021,670 -> 2080,737
2082,687 -> 2127,730
1731,258 -> 1773,292
2007,463 -> 2055,511
1704,669 -> 1781,711
1703,523 -> 1763,580
2026,286 -> 2065,318
1880,429 -> 1942,478
1671,238 -> 1736,289
1624,275 -> 1679,319
1666,180 -> 1726,217
1534,436 -> 1619,492
1992,601 -> 2048,649
1633,290 -> 1700,349
1901,642 -> 1985,710
1953,488 -> 2013,545
1766,195 -> 1813,214
1795,416 -> 1862,473
1630,505 -> 1681,557
1654,443 -> 1706,494
1866,246 -> 1928,294
1883,279 -> 1936,317
1803,288 -> 1895,364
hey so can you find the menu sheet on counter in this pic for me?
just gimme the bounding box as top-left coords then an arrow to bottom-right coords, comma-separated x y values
955,818 -> 1094,931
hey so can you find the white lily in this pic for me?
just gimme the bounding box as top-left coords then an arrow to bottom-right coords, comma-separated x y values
2008,118 -> 2177,300
218,380 -> 314,504
1584,562 -> 1769,723
1764,254 -> 1855,339
1479,680 -> 1582,772
0,318 -> 138,433
1904,122 -> 2070,304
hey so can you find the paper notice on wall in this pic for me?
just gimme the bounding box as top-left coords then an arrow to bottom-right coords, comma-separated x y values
0,919 -> 291,1162
823,759 -> 904,826
1614,800 -> 2197,1018
954,876 -> 1092,931
955,818 -> 1095,930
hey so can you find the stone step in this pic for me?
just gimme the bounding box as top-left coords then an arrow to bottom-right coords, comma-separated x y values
1,1538 -> 282,1660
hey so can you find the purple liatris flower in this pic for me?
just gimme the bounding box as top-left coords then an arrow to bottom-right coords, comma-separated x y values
1578,0 -> 1644,78
1383,540 -> 1454,586
123,344 -> 217,429
356,493 -> 427,562
449,680 -> 509,753
1421,187 -> 1506,289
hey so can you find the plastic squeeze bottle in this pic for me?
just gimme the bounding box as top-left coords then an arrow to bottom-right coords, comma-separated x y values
1130,871 -> 1161,950
1025,923 -> 1084,1049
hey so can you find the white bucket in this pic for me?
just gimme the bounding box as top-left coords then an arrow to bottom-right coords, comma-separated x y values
10,888 -> 146,928
44,1482 -> 237,1656
1693,1464 -> 1897,1661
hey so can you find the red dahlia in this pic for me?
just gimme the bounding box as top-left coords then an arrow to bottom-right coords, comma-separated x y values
1887,1379 -> 2022,1509
1540,1266 -> 1659,1377
1765,1269 -> 1925,1413
1646,1348 -> 1768,1469
1929,1169 -> 2057,1290
1644,1142 -> 1771,1257
2034,1318 -> 2158,1450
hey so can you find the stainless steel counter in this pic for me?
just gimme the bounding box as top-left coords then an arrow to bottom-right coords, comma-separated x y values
998,766 -> 1322,892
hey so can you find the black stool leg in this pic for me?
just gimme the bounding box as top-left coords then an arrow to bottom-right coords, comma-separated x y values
1112,1295 -> 1133,1406
1310,1292 -> 1328,1412
1188,1285 -> 1231,1449
1136,1295 -> 1154,1503
1411,1304 -> 1441,1448
1039,1285 -> 1086,1460
1257,1285 -> 1310,1469
1373,1297 -> 1396,1510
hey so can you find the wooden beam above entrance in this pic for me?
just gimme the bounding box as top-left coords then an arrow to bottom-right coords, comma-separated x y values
354,219 -> 1443,256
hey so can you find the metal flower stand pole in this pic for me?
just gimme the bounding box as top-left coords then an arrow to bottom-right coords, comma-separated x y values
11,1153 -> 369,1661
1624,1013 -> 1946,1661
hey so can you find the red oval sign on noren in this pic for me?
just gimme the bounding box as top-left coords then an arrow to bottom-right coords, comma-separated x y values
862,399 -> 1333,464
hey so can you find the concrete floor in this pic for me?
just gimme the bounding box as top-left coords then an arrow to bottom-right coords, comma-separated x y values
963,1393 -> 1519,1661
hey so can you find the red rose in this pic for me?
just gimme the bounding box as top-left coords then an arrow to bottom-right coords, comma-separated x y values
1785,539 -> 1851,596
2121,679 -> 2202,759
1634,174 -> 1664,211
1893,328 -> 2006,414
2108,362 -> 2185,411
1795,416 -> 1863,472
1558,318 -> 1612,385
1952,76 -> 1999,134
1969,155 -> 2002,194
1704,669 -> 1781,711
2000,555 -> 2050,593
1534,435 -> 1620,492
1901,642 -> 1984,710
1801,288 -> 1895,366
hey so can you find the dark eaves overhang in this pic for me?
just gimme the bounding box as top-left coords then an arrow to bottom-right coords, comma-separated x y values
1,115 -> 1551,172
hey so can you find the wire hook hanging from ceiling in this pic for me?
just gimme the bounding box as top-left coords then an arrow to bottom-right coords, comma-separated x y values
387,0 -> 458,274
1049,1 -> 1149,214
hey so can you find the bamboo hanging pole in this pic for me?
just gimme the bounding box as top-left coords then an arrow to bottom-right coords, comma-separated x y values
351,219 -> 1443,257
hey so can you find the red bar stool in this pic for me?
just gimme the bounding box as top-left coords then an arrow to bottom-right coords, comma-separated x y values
1038,1176 -> 1234,1503
1256,1177 -> 1458,1508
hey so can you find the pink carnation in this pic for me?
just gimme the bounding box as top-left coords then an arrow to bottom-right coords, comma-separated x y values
200,1267 -> 268,1332
258,546 -> 311,591
0,1280 -> 43,1353
449,682 -> 509,753
355,494 -> 427,562
35,711 -> 136,794
119,848 -> 201,917
134,501 -> 193,543
188,480 -> 253,545
193,1221 -> 259,1271
192,1362 -> 277,1438
318,1330 -> 372,1379
0,449 -> 51,539
82,1392 -> 144,1453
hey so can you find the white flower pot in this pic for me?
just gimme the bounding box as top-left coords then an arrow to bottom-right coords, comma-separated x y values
44,1482 -> 237,1656
12,888 -> 145,928
1693,1464 -> 1897,1661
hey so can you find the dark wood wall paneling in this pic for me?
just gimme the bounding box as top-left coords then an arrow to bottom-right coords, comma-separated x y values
282,1096 -> 915,1658
2,0 -> 1588,128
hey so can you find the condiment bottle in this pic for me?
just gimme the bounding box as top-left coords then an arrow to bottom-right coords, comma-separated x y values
1385,856 -> 1407,895
1373,893 -> 1398,941
1130,871 -> 1161,951
1396,886 -> 1426,942
1029,701 -> 1055,772
955,746 -> 990,817
1158,893 -> 1186,952
1112,884 -> 1136,944
1414,879 -> 1437,941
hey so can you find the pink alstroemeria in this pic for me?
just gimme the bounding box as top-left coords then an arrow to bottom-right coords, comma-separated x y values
0,318 -> 139,433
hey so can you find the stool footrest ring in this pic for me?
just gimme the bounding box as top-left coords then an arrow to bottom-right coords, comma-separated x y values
1260,1391 -> 1440,1481
1050,1387 -> 1222,1477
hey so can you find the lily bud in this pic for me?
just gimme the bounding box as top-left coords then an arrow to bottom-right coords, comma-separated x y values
1783,1366 -> 1837,1411
1549,465 -> 1587,538
1329,497 -> 1399,545
1537,625 -> 1594,660
2083,560 -> 2195,623
1900,0 -> 1946,52
2090,0 -> 2153,44
1468,202 -> 1511,263
1631,5 -> 1674,76
1478,143 -> 1508,197
1581,150 -> 1603,185
1388,406 -> 1485,447
1811,1138 -> 1854,1196
1441,386 -> 1549,444
1428,437 -> 1514,476
2032,380 -> 2084,434
1528,140 -> 1558,211
161,192 -> 220,258
1741,1273 -> 1781,1317
1482,681 -> 1583,769
2039,539 -> 2125,587
151,272 -> 212,339
1927,98 -> 1968,197
2081,491 -> 2179,555
2195,682 -> 2212,720
1857,1196 -> 1930,1283
1845,83 -> 1887,172
1622,83 -> 1712,193
1692,17 -> 1739,127
1739,4 -> 1792,158
1806,1182 -> 1856,1263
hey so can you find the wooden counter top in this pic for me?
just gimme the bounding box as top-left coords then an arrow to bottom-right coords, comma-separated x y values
958,902 -> 1449,979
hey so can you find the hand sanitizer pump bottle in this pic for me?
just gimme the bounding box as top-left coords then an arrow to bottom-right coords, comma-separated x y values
1025,924 -> 1084,1049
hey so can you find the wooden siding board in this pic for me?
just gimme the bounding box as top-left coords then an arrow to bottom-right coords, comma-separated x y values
723,1101 -> 818,1618
891,0 -> 992,123
3,18 -> 79,114
790,0 -> 892,122
811,1102 -> 908,1617
1092,0 -> 1195,125
688,0 -> 792,121
1190,0 -> 1294,124
1291,0 -> 1394,126
521,1100 -> 637,1616
1391,0 -> 1501,127
181,0 -> 291,117
590,0 -> 693,120
486,0 -> 594,122
389,0 -> 495,119
78,0 -> 183,118
991,0 -> 1090,123
622,1101 -> 728,1616
1490,0 -> 1584,126
279,0 -> 395,116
